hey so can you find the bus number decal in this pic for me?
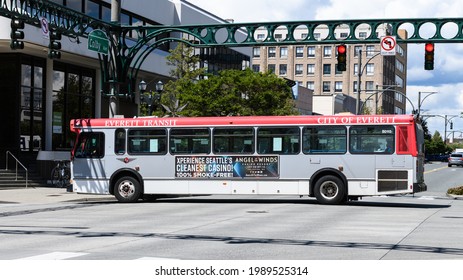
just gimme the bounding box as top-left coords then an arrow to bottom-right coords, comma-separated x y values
175,156 -> 279,178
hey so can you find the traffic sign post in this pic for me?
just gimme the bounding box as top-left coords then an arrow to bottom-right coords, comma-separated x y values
380,36 -> 396,56
88,29 -> 109,55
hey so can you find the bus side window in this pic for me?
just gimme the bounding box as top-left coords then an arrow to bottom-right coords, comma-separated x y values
114,128 -> 126,155
213,128 -> 254,154
349,125 -> 394,154
257,127 -> 300,155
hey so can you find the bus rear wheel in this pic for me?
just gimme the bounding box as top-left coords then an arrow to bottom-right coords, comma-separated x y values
314,175 -> 346,205
114,176 -> 142,203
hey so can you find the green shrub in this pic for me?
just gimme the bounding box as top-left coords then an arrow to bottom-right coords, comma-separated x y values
447,186 -> 463,195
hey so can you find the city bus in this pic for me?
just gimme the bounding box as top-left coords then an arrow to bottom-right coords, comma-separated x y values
69,114 -> 427,204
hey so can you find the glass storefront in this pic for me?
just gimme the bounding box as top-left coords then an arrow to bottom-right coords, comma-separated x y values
20,58 -> 46,152
52,63 -> 95,150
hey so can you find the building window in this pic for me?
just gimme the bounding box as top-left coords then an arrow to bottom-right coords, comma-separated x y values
252,65 -> 260,72
296,47 -> 304,57
253,47 -> 260,58
353,81 -> 358,92
314,33 -> 321,40
279,64 -> 287,76
268,64 -> 276,73
307,46 -> 315,57
280,47 -> 288,58
323,46 -> 332,57
306,81 -> 314,90
354,63 -> 358,75
358,32 -> 367,39
335,81 -> 343,92
295,64 -> 303,75
19,58 -> 46,152
307,64 -> 315,75
366,63 -> 374,75
268,47 -> 276,58
354,46 -> 362,57
339,32 -> 348,39
52,63 -> 95,150
366,81 -> 375,91
257,34 -> 265,41
366,45 -> 375,57
396,75 -> 404,88
323,64 -> 331,75
323,81 -> 331,93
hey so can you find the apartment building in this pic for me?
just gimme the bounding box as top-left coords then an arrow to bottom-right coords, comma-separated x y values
251,26 -> 408,115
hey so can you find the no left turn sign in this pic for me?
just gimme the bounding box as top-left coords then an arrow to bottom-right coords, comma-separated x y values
380,36 -> 396,56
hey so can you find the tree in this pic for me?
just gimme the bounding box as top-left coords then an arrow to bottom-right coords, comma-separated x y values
148,43 -> 203,116
425,131 -> 447,155
180,69 -> 298,116
160,43 -> 299,117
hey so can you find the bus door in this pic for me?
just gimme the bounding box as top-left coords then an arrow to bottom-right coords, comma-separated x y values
72,132 -> 106,180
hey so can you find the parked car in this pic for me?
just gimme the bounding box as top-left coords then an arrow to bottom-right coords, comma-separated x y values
425,154 -> 449,162
448,153 -> 463,167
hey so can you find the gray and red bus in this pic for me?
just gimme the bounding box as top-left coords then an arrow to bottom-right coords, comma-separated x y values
69,114 -> 426,204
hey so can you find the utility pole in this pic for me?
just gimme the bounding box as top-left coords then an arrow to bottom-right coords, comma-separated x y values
109,0 -> 121,118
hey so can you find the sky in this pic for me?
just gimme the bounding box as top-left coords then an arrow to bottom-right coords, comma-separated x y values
186,0 -> 463,140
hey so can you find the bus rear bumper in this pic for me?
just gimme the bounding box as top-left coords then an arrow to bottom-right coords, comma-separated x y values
413,182 -> 427,193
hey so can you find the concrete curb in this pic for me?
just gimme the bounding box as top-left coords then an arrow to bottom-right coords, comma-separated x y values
446,193 -> 463,200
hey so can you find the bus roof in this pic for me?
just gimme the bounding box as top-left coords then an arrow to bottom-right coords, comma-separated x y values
70,115 -> 416,131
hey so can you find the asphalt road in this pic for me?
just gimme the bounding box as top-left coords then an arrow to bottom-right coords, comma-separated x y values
0,163 -> 463,260
0,162 -> 462,261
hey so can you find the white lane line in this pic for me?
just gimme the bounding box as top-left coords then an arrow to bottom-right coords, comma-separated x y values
16,252 -> 88,260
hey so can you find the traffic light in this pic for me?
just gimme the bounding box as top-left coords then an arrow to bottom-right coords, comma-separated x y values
48,30 -> 62,59
336,44 -> 347,71
10,18 -> 25,50
424,42 -> 434,70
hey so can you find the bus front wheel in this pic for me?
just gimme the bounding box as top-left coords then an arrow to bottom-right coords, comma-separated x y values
314,175 -> 346,205
114,176 -> 142,203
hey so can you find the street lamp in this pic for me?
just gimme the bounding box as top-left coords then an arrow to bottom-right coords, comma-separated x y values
356,49 -> 381,114
417,91 -> 438,116
139,80 -> 164,116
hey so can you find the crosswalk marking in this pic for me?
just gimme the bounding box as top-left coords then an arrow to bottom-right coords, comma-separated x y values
17,252 -> 89,260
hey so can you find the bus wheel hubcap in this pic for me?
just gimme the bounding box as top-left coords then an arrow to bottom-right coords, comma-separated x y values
119,181 -> 135,197
320,181 -> 338,198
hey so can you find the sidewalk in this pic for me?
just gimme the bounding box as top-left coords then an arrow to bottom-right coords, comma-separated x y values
0,187 -> 115,204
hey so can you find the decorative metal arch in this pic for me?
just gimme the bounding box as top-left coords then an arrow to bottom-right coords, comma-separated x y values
2,0 -> 463,98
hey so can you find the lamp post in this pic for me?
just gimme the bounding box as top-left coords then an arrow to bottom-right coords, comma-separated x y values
417,91 -> 438,116
422,114 -> 462,144
139,80 -> 164,116
356,50 -> 381,114
359,86 -> 413,115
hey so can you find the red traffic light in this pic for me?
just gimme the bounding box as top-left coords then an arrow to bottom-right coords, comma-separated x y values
425,42 -> 434,53
337,44 -> 347,54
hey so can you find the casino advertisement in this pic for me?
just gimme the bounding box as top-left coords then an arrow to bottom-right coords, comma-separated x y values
175,156 -> 279,178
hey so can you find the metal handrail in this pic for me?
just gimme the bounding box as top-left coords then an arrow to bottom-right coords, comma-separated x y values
5,151 -> 28,188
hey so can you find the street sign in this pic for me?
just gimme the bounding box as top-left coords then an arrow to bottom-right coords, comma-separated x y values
88,29 -> 109,55
380,36 -> 396,56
